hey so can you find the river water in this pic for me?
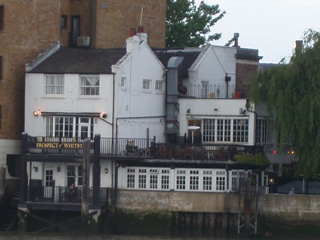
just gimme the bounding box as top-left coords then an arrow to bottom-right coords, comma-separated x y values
0,233 -> 319,240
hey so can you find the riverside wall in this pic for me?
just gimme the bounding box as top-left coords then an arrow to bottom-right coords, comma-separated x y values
116,189 -> 320,224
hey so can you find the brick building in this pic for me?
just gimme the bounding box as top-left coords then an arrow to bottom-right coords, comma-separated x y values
0,0 -> 166,183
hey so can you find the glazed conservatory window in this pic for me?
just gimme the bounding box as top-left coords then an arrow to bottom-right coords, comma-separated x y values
256,119 -> 272,144
46,116 -> 93,139
203,118 -> 249,144
80,75 -> 99,95
189,170 -> 199,190
233,119 -> 249,143
138,169 -> 147,189
127,169 -> 135,188
203,170 -> 213,190
203,119 -> 215,142
161,169 -> 170,189
216,170 -> 226,191
46,117 -> 74,138
217,119 -> 231,142
176,170 -> 186,190
46,75 -> 64,94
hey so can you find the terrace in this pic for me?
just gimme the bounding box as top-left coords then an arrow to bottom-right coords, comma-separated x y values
24,134 -> 263,161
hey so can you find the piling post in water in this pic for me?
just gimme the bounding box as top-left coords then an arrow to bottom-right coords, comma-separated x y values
82,138 -> 90,233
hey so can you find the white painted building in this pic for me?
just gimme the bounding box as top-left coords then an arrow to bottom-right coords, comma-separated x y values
22,32 -> 277,206
24,33 -> 166,191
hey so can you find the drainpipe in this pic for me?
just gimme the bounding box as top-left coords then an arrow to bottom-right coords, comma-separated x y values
225,74 -> 231,98
89,0 -> 93,48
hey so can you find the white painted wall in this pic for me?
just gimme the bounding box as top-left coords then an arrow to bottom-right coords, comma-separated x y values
188,46 -> 237,98
112,39 -> 166,142
25,73 -> 114,137
30,160 -> 113,188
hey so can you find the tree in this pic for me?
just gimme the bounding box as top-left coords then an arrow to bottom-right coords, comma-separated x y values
166,0 -> 225,48
249,29 -> 320,179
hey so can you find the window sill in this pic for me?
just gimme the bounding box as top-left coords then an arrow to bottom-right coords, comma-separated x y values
43,95 -> 65,99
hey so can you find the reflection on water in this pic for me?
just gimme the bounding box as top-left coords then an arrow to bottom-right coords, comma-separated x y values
0,233 -> 319,240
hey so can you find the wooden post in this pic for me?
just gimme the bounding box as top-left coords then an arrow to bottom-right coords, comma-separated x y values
82,138 -> 90,231
93,134 -> 101,206
20,133 -> 28,204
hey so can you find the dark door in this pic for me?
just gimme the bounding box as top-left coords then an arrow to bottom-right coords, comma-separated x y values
71,16 -> 80,47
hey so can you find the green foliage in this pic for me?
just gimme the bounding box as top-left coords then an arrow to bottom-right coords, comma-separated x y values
249,29 -> 320,179
166,0 -> 225,47
234,153 -> 270,167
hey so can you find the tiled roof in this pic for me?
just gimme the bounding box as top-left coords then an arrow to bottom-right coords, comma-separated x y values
28,47 -> 126,74
153,48 -> 201,77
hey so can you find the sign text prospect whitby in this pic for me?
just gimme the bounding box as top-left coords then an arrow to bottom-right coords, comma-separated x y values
35,142 -> 83,149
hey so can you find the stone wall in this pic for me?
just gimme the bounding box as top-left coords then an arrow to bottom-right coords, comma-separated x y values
117,190 -> 240,213
259,193 -> 320,223
116,189 -> 320,224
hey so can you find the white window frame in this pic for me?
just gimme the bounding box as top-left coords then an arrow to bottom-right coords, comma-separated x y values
127,168 -> 135,188
45,75 -> 64,95
233,119 -> 249,143
46,116 -> 94,139
202,118 -> 249,144
80,75 -> 100,96
256,118 -> 272,144
123,167 -> 230,192
120,77 -> 127,89
142,79 -> 152,91
155,80 -> 163,92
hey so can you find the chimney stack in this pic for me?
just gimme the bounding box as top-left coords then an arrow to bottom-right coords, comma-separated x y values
234,33 -> 240,47
137,26 -> 148,43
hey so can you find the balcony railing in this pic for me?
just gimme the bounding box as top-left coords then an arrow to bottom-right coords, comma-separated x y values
154,143 -> 263,161
25,135 -> 263,161
185,83 -> 235,99
27,185 -> 109,205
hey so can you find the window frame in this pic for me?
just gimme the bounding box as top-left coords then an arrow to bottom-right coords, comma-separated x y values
203,118 -> 249,144
80,75 -> 100,96
45,75 -> 64,95
46,116 -> 94,139
256,118 -> 272,144
61,15 -> 68,29
142,79 -> 152,91
155,80 -> 163,92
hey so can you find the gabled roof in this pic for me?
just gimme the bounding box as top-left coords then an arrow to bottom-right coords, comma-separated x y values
28,47 -> 126,74
153,48 -> 201,77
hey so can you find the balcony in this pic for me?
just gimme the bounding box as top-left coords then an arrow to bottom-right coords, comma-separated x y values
24,135 -> 263,162
185,83 -> 235,99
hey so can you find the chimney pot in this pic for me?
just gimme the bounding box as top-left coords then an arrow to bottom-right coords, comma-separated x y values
234,33 -> 239,47
129,28 -> 136,37
137,26 -> 144,33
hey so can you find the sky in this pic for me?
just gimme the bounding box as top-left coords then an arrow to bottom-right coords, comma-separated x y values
195,0 -> 319,63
